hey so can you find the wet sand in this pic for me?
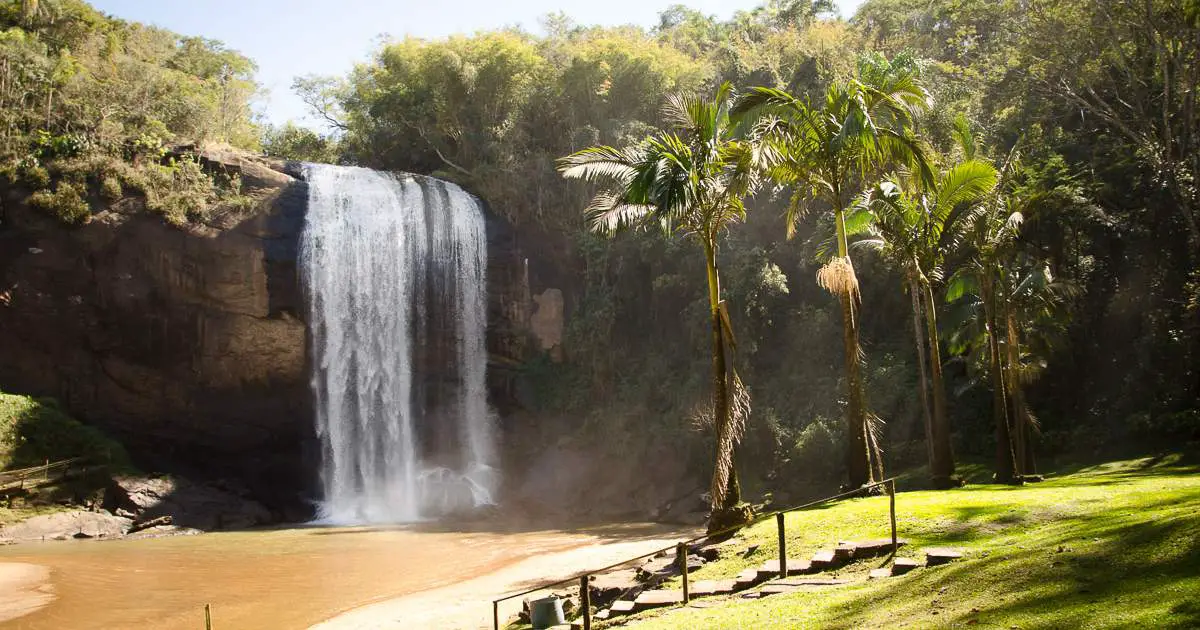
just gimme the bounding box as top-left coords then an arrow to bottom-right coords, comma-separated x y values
0,522 -> 691,629
0,563 -> 53,624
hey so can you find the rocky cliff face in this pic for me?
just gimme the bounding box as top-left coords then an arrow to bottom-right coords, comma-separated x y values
0,153 -> 540,514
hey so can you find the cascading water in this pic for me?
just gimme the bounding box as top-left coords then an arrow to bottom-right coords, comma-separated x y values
299,163 -> 497,524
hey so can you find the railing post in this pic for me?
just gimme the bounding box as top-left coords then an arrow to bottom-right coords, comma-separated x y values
677,542 -> 690,604
492,600 -> 499,630
889,479 -> 898,558
776,512 -> 787,578
204,603 -> 212,630
580,574 -> 592,630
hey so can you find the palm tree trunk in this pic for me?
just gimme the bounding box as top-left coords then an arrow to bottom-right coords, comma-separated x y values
1004,307 -> 1035,477
840,292 -> 873,487
983,276 -> 1018,484
907,273 -> 935,474
922,282 -> 955,486
704,239 -> 738,514
833,208 -> 874,487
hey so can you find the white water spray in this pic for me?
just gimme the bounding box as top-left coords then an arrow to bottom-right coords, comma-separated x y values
300,164 -> 496,524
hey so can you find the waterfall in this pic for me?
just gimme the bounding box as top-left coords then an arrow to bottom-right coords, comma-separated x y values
299,164 -> 497,524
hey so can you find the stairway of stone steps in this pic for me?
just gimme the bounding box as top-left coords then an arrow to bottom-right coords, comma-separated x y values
583,539 -> 965,624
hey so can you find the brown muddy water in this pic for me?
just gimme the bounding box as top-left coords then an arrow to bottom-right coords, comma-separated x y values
0,522 -> 689,629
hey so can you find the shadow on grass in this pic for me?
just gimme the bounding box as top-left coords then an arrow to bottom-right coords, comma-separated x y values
819,489 -> 1200,630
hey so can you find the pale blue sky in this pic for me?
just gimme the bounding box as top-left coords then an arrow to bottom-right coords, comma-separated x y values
89,0 -> 864,127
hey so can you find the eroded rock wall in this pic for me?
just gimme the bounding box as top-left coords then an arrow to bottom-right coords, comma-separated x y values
0,158 -> 545,515
0,174 -> 313,510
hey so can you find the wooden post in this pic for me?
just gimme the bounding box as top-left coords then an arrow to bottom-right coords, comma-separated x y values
776,512 -> 787,578
677,542 -> 690,604
580,575 -> 592,630
204,603 -> 212,630
889,479 -> 898,559
492,600 -> 499,630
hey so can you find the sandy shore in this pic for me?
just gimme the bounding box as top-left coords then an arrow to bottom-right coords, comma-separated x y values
0,562 -> 54,623
311,531 -> 692,629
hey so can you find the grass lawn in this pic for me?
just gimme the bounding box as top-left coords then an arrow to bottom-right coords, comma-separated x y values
615,454 -> 1200,629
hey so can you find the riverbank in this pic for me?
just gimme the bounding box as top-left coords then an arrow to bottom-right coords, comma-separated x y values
0,521 -> 691,629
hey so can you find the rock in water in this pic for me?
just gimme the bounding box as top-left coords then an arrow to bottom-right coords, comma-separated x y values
105,475 -> 271,531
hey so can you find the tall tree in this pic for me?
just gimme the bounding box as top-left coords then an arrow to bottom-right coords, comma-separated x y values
735,53 -> 932,488
559,82 -> 759,530
851,149 -> 997,486
946,165 -> 1025,484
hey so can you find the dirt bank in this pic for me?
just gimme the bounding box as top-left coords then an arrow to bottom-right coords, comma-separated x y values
311,527 -> 695,629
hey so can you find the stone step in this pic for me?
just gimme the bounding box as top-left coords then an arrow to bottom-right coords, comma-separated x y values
760,578 -> 850,596
734,568 -> 763,591
834,543 -> 858,561
810,549 -> 838,568
925,548 -> 964,566
757,558 -> 813,579
633,589 -> 684,610
594,609 -> 612,621
891,557 -> 920,575
609,600 -> 636,614
868,567 -> 893,579
689,579 -> 737,597
839,539 -> 909,558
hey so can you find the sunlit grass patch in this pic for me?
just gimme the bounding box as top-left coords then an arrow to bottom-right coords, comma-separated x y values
620,455 -> 1200,629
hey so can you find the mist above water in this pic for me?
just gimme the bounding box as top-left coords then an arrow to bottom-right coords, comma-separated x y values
300,164 -> 497,524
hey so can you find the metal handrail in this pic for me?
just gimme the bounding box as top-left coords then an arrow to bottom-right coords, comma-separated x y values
491,477 -> 899,630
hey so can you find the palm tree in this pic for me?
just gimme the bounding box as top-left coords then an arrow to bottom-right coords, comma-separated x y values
734,53 -> 932,488
558,82 -> 759,531
997,240 -> 1077,476
850,150 -> 998,487
946,172 -> 1026,484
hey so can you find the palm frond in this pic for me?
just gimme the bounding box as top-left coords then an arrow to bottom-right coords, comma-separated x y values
557,145 -> 640,185
936,159 -> 998,212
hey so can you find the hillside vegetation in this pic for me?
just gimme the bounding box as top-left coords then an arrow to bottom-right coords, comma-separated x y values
293,0 -> 1200,503
0,0 -> 263,225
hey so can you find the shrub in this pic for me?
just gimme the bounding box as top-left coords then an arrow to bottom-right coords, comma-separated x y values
100,175 -> 123,201
141,156 -> 216,225
17,161 -> 51,189
27,182 -> 90,225
0,392 -> 133,472
785,417 -> 844,482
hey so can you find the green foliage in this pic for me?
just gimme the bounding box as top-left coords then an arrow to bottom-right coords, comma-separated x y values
0,0 -> 262,228
784,416 -> 842,481
26,179 -> 88,224
139,156 -> 217,225
15,159 -> 49,188
261,122 -> 338,163
98,174 -> 121,200
0,390 -> 132,471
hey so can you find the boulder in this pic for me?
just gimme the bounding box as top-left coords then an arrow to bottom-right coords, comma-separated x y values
0,510 -> 132,542
105,475 -> 272,531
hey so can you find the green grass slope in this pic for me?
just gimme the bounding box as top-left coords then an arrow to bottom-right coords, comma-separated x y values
623,455 -> 1200,629
0,391 -> 131,471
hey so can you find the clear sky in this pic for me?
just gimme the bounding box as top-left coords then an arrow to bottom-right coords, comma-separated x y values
89,0 -> 864,127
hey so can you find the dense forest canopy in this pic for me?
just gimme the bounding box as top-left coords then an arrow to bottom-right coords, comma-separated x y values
1,0 -> 1196,497
286,0 -> 1197,493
